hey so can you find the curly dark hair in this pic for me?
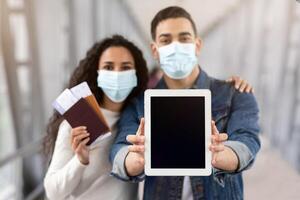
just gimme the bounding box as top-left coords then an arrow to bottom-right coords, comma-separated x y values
43,35 -> 149,157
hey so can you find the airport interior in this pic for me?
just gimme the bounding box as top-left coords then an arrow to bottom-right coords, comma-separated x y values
0,0 -> 300,199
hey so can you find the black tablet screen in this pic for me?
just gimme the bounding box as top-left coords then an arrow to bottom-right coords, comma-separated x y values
151,96 -> 206,168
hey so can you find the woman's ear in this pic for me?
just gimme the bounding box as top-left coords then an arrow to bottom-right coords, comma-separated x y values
195,37 -> 203,56
151,42 -> 159,61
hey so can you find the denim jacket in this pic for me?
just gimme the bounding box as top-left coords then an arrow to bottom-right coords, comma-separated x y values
110,69 -> 260,200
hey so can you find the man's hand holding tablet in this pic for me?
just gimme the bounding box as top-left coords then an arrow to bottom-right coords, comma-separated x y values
210,121 -> 239,171
125,118 -> 145,176
125,118 -> 239,176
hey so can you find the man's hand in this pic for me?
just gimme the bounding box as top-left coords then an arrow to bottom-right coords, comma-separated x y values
209,121 -> 239,171
125,119 -> 239,175
125,118 -> 145,176
226,76 -> 254,93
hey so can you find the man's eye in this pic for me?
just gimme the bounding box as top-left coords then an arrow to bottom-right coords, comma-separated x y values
160,39 -> 171,45
180,37 -> 190,43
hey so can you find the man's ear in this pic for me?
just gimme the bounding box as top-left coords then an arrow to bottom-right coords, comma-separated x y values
195,37 -> 203,56
151,42 -> 159,61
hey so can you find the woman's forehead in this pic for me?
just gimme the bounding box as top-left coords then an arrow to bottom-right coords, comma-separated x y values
100,46 -> 134,64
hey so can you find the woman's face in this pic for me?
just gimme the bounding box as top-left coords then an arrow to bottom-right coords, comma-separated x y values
98,46 -> 137,108
98,46 -> 135,71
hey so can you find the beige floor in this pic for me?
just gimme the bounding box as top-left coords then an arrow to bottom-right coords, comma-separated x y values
244,136 -> 300,200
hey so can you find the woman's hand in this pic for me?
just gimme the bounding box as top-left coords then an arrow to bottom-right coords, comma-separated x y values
209,121 -> 239,171
226,76 -> 254,93
71,126 -> 90,165
125,118 -> 145,176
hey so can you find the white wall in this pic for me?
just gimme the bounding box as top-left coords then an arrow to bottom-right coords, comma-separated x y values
34,0 -> 153,119
199,0 -> 300,171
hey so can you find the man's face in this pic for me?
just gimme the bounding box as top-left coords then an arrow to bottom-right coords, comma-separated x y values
151,17 -> 202,60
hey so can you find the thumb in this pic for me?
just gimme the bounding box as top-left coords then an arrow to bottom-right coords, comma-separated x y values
211,121 -> 219,135
137,118 -> 145,136
226,77 -> 233,82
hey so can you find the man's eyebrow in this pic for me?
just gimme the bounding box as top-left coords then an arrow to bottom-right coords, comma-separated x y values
159,33 -> 171,38
179,32 -> 192,37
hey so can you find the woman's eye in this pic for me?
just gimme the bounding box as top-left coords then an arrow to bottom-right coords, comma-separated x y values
122,66 -> 132,70
103,65 -> 113,70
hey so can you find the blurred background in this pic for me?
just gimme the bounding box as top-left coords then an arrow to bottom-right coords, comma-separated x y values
0,0 -> 300,199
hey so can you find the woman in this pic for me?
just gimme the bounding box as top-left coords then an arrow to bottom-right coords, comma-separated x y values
43,35 -> 253,200
44,35 -> 148,200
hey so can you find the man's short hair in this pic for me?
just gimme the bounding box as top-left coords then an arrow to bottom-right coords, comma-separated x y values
150,6 -> 197,40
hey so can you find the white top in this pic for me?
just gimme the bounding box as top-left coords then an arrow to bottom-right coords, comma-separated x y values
44,108 -> 138,200
182,176 -> 193,200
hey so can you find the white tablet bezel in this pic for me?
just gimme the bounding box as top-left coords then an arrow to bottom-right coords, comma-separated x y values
144,89 -> 212,176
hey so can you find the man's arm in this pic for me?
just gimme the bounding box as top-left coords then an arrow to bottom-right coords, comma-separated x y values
226,91 -> 261,169
213,91 -> 261,185
109,99 -> 144,182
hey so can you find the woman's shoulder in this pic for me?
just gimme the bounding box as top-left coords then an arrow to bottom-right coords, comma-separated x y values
58,120 -> 72,131
56,120 -> 72,141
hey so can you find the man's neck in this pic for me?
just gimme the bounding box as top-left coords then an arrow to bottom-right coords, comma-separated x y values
164,66 -> 200,89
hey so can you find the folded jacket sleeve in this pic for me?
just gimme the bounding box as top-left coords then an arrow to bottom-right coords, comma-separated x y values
213,140 -> 254,186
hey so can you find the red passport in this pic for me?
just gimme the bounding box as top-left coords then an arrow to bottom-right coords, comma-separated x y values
62,98 -> 110,145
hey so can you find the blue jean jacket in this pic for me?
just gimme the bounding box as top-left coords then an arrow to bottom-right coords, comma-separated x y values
110,69 -> 260,200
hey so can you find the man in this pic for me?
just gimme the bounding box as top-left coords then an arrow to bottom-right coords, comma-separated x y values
110,6 -> 260,200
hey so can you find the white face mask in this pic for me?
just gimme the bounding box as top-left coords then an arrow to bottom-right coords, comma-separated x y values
158,41 -> 198,79
97,69 -> 137,103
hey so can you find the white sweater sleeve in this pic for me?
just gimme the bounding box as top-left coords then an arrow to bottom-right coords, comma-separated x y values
44,121 -> 87,200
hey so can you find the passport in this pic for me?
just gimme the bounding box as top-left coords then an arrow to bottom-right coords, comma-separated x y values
52,82 -> 110,145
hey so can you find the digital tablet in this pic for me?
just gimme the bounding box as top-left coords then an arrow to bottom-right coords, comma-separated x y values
144,89 -> 212,176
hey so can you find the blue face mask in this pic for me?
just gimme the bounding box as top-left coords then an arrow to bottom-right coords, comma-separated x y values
158,42 -> 198,79
97,69 -> 137,103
